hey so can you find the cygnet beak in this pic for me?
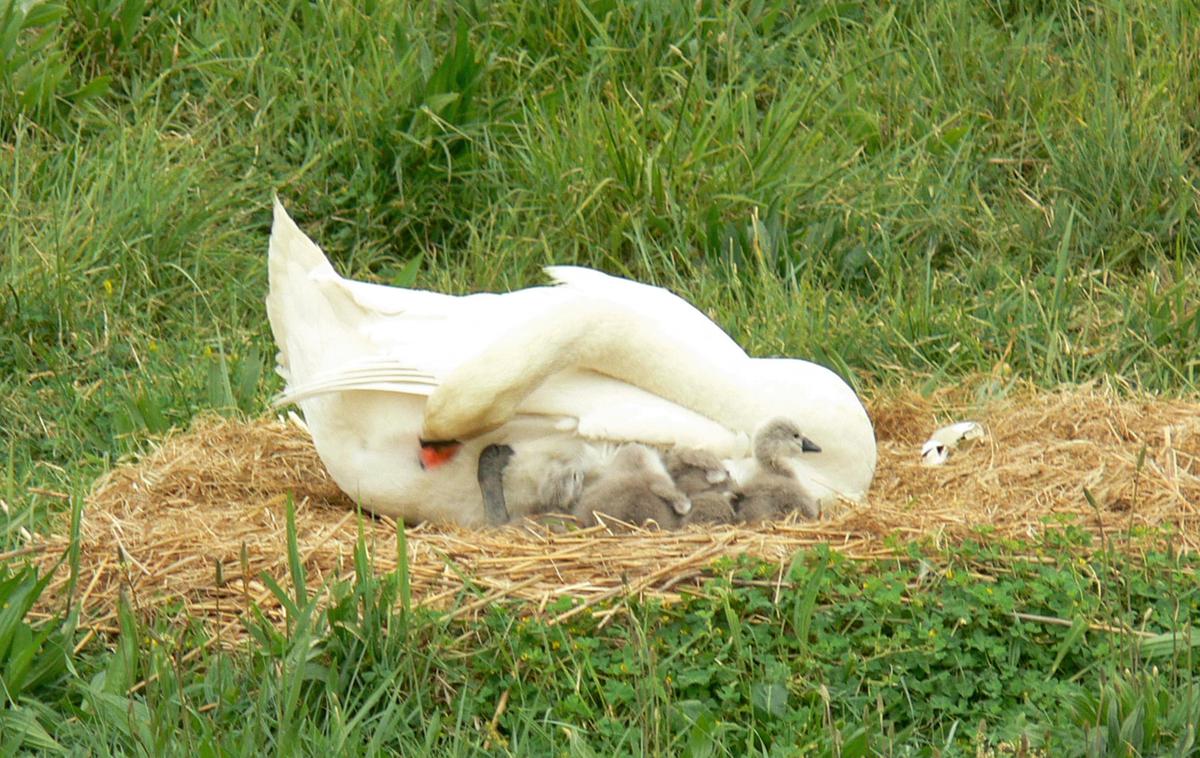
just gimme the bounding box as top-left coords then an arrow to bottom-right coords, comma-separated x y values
801,437 -> 822,453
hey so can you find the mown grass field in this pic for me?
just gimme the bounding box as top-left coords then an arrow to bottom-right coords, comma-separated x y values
3,0 -> 1200,754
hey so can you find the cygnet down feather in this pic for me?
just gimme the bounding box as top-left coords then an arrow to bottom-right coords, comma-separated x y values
573,444 -> 691,529
735,473 -> 819,523
663,448 -> 736,525
734,418 -> 821,523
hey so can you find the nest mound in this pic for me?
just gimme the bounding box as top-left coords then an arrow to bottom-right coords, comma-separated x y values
27,385 -> 1200,636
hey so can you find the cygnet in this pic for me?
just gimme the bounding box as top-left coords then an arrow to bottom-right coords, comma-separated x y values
573,444 -> 691,529
663,448 -> 736,525
735,418 -> 820,524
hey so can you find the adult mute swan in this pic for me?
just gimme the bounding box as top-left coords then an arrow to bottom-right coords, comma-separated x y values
266,199 -> 876,526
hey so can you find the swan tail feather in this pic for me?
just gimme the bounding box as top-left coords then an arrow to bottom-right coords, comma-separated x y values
267,199 -> 341,387
267,199 -> 392,391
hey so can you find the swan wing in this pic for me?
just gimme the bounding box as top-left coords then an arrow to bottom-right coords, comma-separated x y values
273,202 -> 771,454
273,358 -> 749,456
545,266 -> 747,364
269,199 -> 573,389
419,271 -> 756,440
270,200 -> 754,440
272,358 -> 440,406
524,371 -> 751,456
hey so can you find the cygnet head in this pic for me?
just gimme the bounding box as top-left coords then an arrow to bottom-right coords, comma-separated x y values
739,358 -> 876,504
663,448 -> 730,496
753,417 -> 822,473
608,444 -> 661,475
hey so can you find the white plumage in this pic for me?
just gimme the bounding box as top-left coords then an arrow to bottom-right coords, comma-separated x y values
266,199 -> 877,525
921,421 -> 986,466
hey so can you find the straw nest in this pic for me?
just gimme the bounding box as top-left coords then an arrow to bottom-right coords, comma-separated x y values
24,384 -> 1200,637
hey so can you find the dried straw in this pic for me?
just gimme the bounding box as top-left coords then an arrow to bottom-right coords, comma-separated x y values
27,384 -> 1200,633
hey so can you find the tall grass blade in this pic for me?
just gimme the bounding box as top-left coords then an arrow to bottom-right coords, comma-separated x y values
285,493 -> 307,606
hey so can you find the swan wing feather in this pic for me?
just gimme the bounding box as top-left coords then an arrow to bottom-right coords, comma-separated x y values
545,266 -> 747,365
519,371 -> 751,456
273,359 -> 439,406
274,358 -> 749,456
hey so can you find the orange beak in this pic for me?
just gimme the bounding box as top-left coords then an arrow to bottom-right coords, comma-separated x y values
419,439 -> 463,470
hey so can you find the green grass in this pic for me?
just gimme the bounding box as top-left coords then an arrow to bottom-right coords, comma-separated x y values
3,531 -> 1199,755
3,0 -> 1200,754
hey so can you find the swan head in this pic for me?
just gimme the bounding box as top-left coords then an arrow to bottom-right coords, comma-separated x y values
742,358 -> 877,504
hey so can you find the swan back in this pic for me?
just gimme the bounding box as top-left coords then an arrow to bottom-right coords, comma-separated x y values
546,266 -> 748,366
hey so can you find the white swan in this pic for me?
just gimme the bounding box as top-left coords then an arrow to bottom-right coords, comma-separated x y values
266,199 -> 876,526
